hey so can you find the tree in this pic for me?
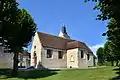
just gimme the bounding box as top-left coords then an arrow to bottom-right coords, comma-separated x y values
103,41 -> 115,66
96,47 -> 104,65
5,9 -> 36,74
85,0 -> 120,21
0,0 -> 36,75
85,0 -> 120,66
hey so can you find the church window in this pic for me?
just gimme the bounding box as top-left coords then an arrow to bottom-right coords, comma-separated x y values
87,54 -> 90,60
58,51 -> 64,59
81,50 -> 84,58
47,49 -> 52,58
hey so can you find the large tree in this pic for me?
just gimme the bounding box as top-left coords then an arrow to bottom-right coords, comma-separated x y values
0,0 -> 36,75
4,9 -> 36,74
85,0 -> 120,66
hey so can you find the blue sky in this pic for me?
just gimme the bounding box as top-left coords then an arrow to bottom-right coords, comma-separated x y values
18,0 -> 108,54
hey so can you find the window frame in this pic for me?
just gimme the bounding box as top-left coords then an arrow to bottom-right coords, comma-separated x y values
58,51 -> 64,59
87,54 -> 90,60
46,49 -> 53,58
81,50 -> 84,58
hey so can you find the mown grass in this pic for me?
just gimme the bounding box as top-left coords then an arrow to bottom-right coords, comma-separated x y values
0,67 -> 118,80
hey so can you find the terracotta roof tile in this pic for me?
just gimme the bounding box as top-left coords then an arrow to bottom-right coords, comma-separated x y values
37,32 -> 74,50
67,41 -> 84,49
37,32 -> 93,53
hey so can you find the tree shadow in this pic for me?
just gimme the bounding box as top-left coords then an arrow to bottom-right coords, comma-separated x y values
109,67 -> 120,80
0,68 -> 59,80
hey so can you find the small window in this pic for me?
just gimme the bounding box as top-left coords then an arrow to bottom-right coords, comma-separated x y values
47,49 -> 52,58
81,50 -> 84,58
58,51 -> 64,59
87,54 -> 90,60
33,51 -> 36,56
34,45 -> 36,49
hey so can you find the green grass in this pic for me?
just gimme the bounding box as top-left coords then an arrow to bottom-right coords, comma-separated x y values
0,67 -> 118,80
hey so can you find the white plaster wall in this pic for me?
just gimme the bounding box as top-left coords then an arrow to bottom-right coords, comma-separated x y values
87,53 -> 94,67
41,48 -> 67,68
31,32 -> 42,67
67,48 -> 79,68
78,49 -> 88,68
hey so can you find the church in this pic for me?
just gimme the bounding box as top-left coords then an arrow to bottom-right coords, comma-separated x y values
31,25 -> 96,69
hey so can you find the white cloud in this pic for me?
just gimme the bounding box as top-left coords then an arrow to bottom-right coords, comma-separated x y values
89,42 -> 105,56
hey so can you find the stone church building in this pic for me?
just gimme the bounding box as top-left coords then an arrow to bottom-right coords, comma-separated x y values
31,25 -> 96,69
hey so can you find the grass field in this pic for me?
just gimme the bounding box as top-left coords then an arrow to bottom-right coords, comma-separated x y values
0,67 -> 119,80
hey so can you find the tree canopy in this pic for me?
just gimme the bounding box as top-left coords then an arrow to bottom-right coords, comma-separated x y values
0,0 -> 37,74
85,0 -> 120,66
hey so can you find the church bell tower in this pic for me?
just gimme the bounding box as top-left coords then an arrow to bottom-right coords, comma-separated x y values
58,24 -> 70,39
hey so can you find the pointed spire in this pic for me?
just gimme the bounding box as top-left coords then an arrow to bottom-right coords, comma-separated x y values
58,24 -> 70,39
61,24 -> 67,35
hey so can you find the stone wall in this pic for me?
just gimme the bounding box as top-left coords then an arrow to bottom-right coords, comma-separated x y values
41,48 -> 67,68
31,32 -> 42,67
87,53 -> 94,67
78,49 -> 88,68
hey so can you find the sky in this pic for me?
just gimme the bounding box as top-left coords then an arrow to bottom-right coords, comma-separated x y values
18,0 -> 108,54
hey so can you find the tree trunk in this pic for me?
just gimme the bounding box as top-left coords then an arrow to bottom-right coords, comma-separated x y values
13,52 -> 19,71
12,47 -> 20,76
111,60 -> 114,66
116,60 -> 119,66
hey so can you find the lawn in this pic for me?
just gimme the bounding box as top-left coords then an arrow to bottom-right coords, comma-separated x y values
0,67 -> 119,80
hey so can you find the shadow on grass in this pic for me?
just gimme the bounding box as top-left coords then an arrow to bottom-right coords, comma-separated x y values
109,67 -> 120,80
0,68 -> 59,80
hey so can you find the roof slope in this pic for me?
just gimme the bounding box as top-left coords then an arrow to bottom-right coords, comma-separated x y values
37,32 -> 92,53
37,32 -> 74,50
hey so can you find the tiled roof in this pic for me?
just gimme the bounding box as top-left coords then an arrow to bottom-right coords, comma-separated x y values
67,41 -> 84,49
37,32 -> 92,53
37,32 -> 74,50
